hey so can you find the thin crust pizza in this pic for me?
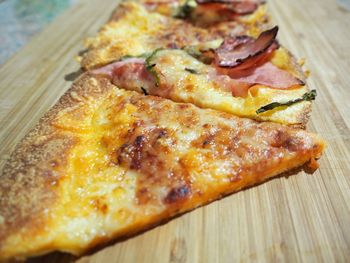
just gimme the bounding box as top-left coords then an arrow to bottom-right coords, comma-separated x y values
80,2 -> 313,127
0,73 -> 324,260
0,0 -> 326,261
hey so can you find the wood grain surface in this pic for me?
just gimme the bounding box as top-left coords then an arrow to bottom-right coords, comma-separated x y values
1,0 -> 349,262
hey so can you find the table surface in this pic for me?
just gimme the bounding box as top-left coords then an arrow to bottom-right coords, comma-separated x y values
0,0 -> 350,262
0,0 -> 78,65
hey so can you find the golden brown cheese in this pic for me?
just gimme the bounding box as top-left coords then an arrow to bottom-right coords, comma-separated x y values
80,1 -> 269,70
150,49 -> 311,126
137,0 -> 269,30
0,74 -> 325,260
81,2 -> 221,70
189,2 -> 269,28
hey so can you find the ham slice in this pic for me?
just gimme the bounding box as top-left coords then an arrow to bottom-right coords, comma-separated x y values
91,51 -> 303,100
212,26 -> 304,97
195,0 -> 261,15
231,62 -> 305,89
215,26 -> 279,69
213,62 -> 305,97
92,58 -> 146,77
92,58 -> 155,92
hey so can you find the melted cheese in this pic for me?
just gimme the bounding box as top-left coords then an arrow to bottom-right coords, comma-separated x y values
81,2 -> 309,126
0,84 -> 324,259
82,2 -> 168,69
140,49 -> 310,126
191,2 -> 268,29
80,1 -> 267,70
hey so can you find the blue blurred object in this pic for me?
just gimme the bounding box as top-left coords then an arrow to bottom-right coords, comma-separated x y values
337,0 -> 350,10
0,0 -> 78,65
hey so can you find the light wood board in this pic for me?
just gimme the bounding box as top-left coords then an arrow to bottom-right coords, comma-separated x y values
0,0 -> 349,262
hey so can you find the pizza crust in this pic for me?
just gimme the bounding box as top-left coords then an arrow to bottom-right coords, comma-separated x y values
0,74 -> 114,259
0,73 -> 325,260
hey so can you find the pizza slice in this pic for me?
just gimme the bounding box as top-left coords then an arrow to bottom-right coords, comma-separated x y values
81,2 -> 312,127
80,1 -> 264,70
138,0 -> 269,28
91,28 -> 311,127
0,73 -> 325,260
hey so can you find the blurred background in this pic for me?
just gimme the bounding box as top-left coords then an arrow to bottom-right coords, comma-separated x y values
0,0 -> 349,66
0,0 -> 78,65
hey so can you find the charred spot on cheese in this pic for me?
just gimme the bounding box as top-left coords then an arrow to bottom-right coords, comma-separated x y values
117,135 -> 147,170
90,198 -> 109,214
270,129 -> 301,152
164,185 -> 191,204
114,126 -> 191,205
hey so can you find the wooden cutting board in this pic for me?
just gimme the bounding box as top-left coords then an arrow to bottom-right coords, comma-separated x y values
0,0 -> 349,262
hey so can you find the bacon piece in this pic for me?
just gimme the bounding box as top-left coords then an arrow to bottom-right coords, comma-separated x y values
195,0 -> 262,15
215,26 -> 279,69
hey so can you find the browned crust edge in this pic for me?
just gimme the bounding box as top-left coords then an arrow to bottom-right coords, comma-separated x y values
0,73 -> 114,254
283,46 -> 312,129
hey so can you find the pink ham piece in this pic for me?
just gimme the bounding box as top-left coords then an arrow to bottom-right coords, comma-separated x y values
92,58 -> 155,92
212,26 -> 304,97
91,52 -> 304,100
215,26 -> 279,68
231,62 -> 305,89
195,0 -> 262,15
92,58 -> 145,77
213,62 -> 305,97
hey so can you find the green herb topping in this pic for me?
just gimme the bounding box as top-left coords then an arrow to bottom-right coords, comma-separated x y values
145,48 -> 163,87
140,87 -> 148,95
174,0 -> 195,19
256,89 -> 316,114
183,46 -> 213,64
185,68 -> 200,74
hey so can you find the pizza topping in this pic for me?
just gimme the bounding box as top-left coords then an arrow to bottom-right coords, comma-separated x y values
185,67 -> 200,74
232,62 -> 304,90
214,26 -> 279,68
92,58 -> 156,92
91,58 -> 146,77
114,125 -> 192,206
141,87 -> 149,95
93,48 -> 304,99
256,89 -> 316,114
211,62 -> 305,97
164,185 -> 191,204
92,49 -> 167,90
145,48 -> 164,86
143,0 -> 179,5
184,45 -> 215,64
174,0 -> 196,18
195,0 -> 262,15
